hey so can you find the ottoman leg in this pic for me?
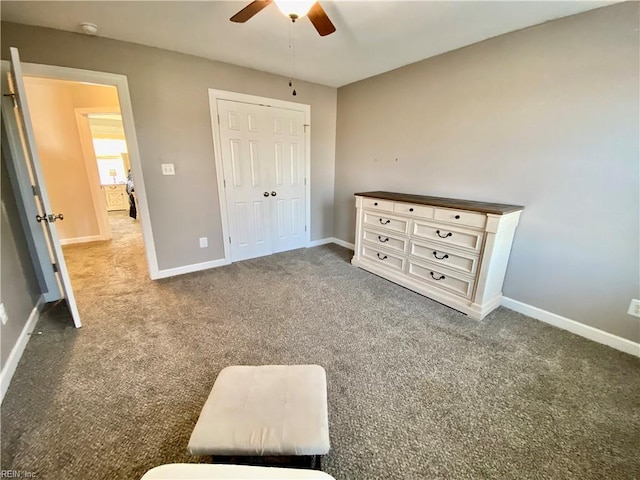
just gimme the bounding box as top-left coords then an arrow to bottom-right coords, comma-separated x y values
313,455 -> 322,470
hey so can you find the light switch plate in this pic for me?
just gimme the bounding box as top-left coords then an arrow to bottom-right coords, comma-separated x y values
199,237 -> 208,248
161,163 -> 175,175
628,299 -> 640,318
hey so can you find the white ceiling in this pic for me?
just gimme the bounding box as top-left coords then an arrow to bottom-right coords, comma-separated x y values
1,1 -> 617,87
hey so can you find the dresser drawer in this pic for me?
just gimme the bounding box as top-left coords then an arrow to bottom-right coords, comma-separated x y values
409,240 -> 479,276
361,245 -> 405,272
363,211 -> 409,234
362,229 -> 407,254
393,202 -> 434,219
412,221 -> 483,252
362,197 -> 394,212
408,261 -> 475,299
434,208 -> 486,229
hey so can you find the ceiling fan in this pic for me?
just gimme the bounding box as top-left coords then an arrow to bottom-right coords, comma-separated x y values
230,0 -> 336,37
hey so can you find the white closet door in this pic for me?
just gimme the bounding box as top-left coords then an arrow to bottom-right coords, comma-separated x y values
217,100 -> 272,262
217,100 -> 307,262
269,109 -> 306,253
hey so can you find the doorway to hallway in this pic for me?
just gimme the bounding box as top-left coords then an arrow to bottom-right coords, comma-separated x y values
22,76 -> 147,326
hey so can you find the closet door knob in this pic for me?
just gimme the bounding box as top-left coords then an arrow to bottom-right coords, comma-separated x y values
263,192 -> 269,197
271,191 -> 277,197
455,215 -> 461,219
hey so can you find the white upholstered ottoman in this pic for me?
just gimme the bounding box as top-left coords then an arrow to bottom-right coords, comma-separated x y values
188,365 -> 330,469
141,464 -> 336,479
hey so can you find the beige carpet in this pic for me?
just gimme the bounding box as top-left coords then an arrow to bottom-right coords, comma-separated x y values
1,213 -> 639,480
62,210 -> 148,320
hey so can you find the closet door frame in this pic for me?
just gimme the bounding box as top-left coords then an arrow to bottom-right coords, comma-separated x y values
208,89 -> 311,264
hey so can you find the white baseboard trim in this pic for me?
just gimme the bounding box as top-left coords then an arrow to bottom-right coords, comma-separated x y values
502,297 -> 640,357
308,237 -> 355,250
307,238 -> 334,247
59,234 -> 106,246
331,237 -> 355,250
0,295 -> 45,404
153,258 -> 229,280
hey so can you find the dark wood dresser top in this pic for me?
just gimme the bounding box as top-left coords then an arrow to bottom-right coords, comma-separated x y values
355,191 -> 524,215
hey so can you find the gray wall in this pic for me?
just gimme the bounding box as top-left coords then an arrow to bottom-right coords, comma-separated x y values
1,147 -> 42,369
1,22 -> 337,271
334,3 -> 640,342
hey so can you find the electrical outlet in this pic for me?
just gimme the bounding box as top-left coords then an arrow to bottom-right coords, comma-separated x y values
0,303 -> 8,325
161,163 -> 175,175
199,237 -> 208,248
628,299 -> 640,318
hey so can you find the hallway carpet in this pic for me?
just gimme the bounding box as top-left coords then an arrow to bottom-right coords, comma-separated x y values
1,216 -> 639,479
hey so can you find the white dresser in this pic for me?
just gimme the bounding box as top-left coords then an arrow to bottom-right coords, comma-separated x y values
102,184 -> 129,211
351,191 -> 524,320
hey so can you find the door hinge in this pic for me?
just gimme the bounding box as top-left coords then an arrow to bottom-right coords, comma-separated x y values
217,114 -> 220,124
32,185 -> 38,196
304,178 -> 306,186
305,225 -> 307,232
303,124 -> 309,132
229,236 -> 231,244
223,179 -> 226,188
52,263 -> 59,273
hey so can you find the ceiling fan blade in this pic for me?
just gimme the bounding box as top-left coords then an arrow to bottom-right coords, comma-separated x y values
230,0 -> 272,23
307,2 -> 336,37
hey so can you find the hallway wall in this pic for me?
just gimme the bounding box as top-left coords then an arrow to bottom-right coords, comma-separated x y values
24,77 -> 119,241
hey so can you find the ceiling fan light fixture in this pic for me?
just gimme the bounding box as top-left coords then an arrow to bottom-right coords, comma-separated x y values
274,0 -> 315,20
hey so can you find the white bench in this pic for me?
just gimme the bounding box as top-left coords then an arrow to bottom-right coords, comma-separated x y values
188,365 -> 330,469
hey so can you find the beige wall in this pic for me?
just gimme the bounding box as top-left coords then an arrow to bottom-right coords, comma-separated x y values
1,22 -> 338,270
334,3 -> 640,342
23,77 -> 119,241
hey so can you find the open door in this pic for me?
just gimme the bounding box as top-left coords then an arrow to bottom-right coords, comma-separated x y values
7,47 -> 82,328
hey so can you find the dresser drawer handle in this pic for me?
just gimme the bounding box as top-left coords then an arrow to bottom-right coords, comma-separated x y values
378,236 -> 389,243
432,252 -> 449,260
374,202 -> 378,206
436,230 -> 452,238
430,272 -> 445,281
377,253 -> 388,260
409,208 -> 414,212
379,218 -> 391,225
455,215 -> 461,219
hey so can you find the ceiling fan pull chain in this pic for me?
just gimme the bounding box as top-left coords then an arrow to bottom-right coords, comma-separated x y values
288,20 -> 297,96
292,26 -> 296,95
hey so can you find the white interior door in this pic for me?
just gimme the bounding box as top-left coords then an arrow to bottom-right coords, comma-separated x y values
217,100 -> 273,262
217,99 -> 307,262
269,108 -> 306,254
8,47 -> 82,328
